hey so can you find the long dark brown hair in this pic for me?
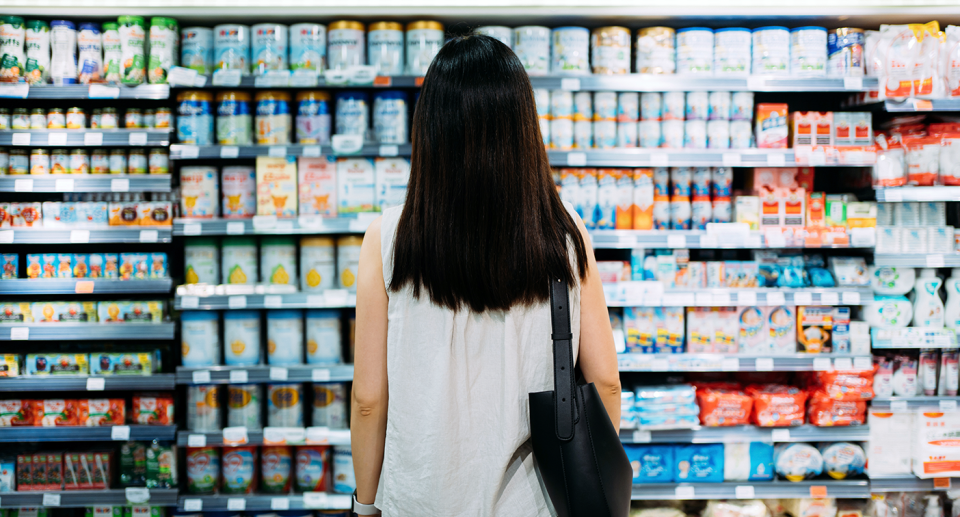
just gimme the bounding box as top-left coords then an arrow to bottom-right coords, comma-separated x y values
389,34 -> 589,313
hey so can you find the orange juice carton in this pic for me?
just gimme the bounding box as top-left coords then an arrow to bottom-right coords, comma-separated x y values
782,187 -> 806,228
297,156 -> 337,217
615,168 -> 634,229
755,103 -> 788,148
337,158 -> 376,213
632,168 -> 653,230
806,192 -> 826,228
375,157 -> 410,212
256,156 -> 298,217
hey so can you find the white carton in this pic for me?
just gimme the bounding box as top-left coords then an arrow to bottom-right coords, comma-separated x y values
914,411 -> 960,478
868,410 -> 914,476
337,158 -> 376,213
374,157 -> 410,212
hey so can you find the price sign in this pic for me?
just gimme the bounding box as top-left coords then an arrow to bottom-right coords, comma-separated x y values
325,289 -> 349,306
270,367 -> 289,381
83,132 -> 103,146
43,494 -> 61,507
331,134 -> 363,154
303,492 -> 329,508
48,132 -> 68,146
212,69 -> 242,86
700,235 -> 719,248
111,178 -> 130,192
891,400 -> 909,413
269,146 -> 286,157
178,145 -> 200,159
560,78 -> 581,91
722,153 -> 742,166
934,478 -> 952,489
70,230 -> 90,243
220,146 -> 239,158
191,370 -> 211,383
14,179 -> 33,192
271,498 -> 290,510
302,145 -> 321,157
187,434 -> 207,447
86,377 -> 106,391
139,230 -> 159,243
183,500 -> 203,511
712,293 -> 731,306
722,358 -> 740,371
229,370 -> 248,383
226,221 -> 245,235
667,234 -> 686,248
264,295 -> 283,308
834,357 -> 853,371
11,133 -> 30,146
650,153 -> 669,167
765,292 -> 785,305
771,429 -> 791,441
844,77 -> 863,90
793,292 -> 813,305
854,357 -> 873,370
820,292 -> 840,305
379,145 -> 399,157
227,499 -> 246,511
940,400 -> 958,412
813,358 -> 833,371
928,254 -> 946,268
125,488 -> 151,504
755,358 -> 774,371
312,369 -> 331,382
842,292 -> 861,305
737,292 -> 757,305
75,281 -> 95,294
228,295 -> 247,309
809,486 -> 828,498
181,296 -> 200,309
129,132 -> 148,146
111,425 -> 131,440
632,430 -> 652,443
766,153 -> 787,166
89,84 -> 120,98
735,486 -> 755,499
222,426 -> 249,445
55,178 -> 75,192
566,152 -> 587,166
675,486 -> 695,499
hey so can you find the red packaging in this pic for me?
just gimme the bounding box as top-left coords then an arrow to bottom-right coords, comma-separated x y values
0,400 -> 37,426
807,395 -> 867,426
36,399 -> 79,426
132,393 -> 174,425
746,384 -> 808,427
31,453 -> 47,490
46,453 -> 62,490
78,399 -> 126,426
810,369 -> 876,401
261,446 -> 293,493
295,445 -> 330,492
696,387 -> 753,427
16,454 -> 33,490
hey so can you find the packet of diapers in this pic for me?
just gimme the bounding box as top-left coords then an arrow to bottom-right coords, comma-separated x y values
625,445 -> 675,483
635,384 -> 697,406
818,442 -> 866,479
724,442 -> 775,481
774,443 -> 824,481
675,444 -> 724,483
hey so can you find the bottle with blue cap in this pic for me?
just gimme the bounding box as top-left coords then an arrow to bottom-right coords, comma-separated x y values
77,23 -> 103,83
50,20 -> 77,85
373,90 -> 408,144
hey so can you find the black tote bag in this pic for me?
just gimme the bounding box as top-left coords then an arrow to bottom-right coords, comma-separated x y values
529,278 -> 632,517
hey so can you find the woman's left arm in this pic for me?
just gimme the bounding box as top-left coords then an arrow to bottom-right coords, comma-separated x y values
351,218 -> 389,508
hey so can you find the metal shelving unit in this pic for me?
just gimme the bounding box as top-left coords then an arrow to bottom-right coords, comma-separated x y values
546,149 -> 875,168
621,424 -> 869,444
871,397 -> 960,411
870,476 -> 960,492
176,427 -> 350,447
0,83 -> 170,100
175,291 -> 356,311
0,425 -> 176,442
176,364 -> 354,384
0,175 -> 172,193
528,75 -> 878,92
169,143 -> 411,160
875,187 -> 960,202
0,278 -> 173,295
0,374 -> 175,392
0,130 -> 170,147
0,323 -> 175,341
178,494 -> 351,512
180,74 -> 423,89
605,287 -> 872,308
873,254 -> 960,267
591,229 -> 871,250
630,480 -> 870,500
174,215 -> 376,236
880,98 -> 960,112
618,353 -> 872,372
0,227 -> 172,244
0,489 -> 179,508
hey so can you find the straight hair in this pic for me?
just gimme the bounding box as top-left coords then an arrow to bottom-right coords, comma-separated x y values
389,34 -> 589,313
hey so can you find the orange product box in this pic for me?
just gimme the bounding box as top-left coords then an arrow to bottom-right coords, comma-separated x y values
759,186 -> 781,227
109,200 -> 139,226
756,103 -> 789,149
46,453 -> 62,490
0,399 -> 37,426
37,399 -> 78,426
298,156 -> 338,217
78,399 -> 125,426
746,384 -> 808,427
632,168 -> 653,230
615,169 -> 634,229
132,394 -> 174,425
806,192 -> 826,228
790,112 -> 834,147
782,187 -> 806,227
138,201 -> 173,226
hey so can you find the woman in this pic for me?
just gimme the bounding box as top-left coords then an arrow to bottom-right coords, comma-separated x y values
351,34 -> 621,516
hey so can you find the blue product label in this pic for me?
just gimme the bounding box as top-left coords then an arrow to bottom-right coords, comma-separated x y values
296,448 -> 327,491
219,100 -> 249,117
257,99 -> 290,116
298,99 -> 329,117
222,449 -> 255,491
827,31 -> 864,55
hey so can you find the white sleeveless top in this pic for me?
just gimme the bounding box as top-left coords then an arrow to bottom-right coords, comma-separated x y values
374,204 -> 582,517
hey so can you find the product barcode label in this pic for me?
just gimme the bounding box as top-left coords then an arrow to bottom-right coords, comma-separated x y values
270,498 -> 289,510
755,358 -> 774,371
129,132 -> 148,146
55,179 -> 74,192
270,367 -> 289,381
842,292 -> 861,305
10,327 -> 29,340
11,133 -> 30,146
766,153 -> 787,166
566,152 -> 587,166
813,358 -> 832,371
834,358 -> 853,371
765,292 -> 785,305
771,429 -> 791,441
229,369 -> 248,383
227,499 -> 246,511
312,369 -> 331,382
191,370 -> 211,383
264,295 -> 283,308
139,230 -> 159,243
86,377 -> 106,391
228,295 -> 247,309
269,146 -> 286,157
48,132 -> 68,146
43,494 -> 61,507
111,425 -> 131,440
125,487 -> 150,504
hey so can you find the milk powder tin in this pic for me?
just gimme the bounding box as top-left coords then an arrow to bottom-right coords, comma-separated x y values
217,91 -> 253,145
640,92 -> 661,121
228,384 -> 261,429
513,26 -> 550,75
177,91 -> 214,145
676,27 -> 713,74
368,22 -> 403,76
185,238 -> 219,284
636,26 -> 675,74
337,236 -> 362,292
186,447 -> 220,494
639,120 -> 661,148
552,27 -> 590,75
593,92 -> 617,121
148,17 -> 177,84
618,93 -> 639,122
267,310 -> 303,365
406,21 -> 443,76
182,311 -> 220,368
550,90 -> 573,119
296,91 -> 331,144
731,91 -> 754,121
261,237 -> 297,286
255,91 -> 292,145
574,120 -> 592,149
224,311 -> 261,366
301,237 -> 336,292
662,91 -> 685,121
252,24 -> 288,75
182,27 -> 214,74
662,120 -> 684,148
222,166 -> 256,218
290,23 -> 326,72
617,122 -> 637,148
827,27 -> 864,77
708,91 -> 731,120
214,24 -> 250,73
314,382 -> 347,428
180,166 -> 219,218
791,27 -> 827,77
69,149 -> 89,174
730,120 -> 753,148
222,446 -> 257,494
261,446 -> 293,493
550,119 -> 573,150
593,120 -> 616,149
685,91 -> 708,120
335,91 -> 368,136
373,90 -> 408,144
684,120 -> 707,149
714,28 -> 751,75
222,237 -> 257,284
477,26 -> 512,48
752,27 -> 789,75
187,384 -> 221,431
307,310 -> 342,364
332,445 -> 356,494
296,446 -> 330,492
591,26 -> 630,75
328,20 -> 365,71
267,382 -> 303,426
707,120 -> 730,149
572,92 -> 591,121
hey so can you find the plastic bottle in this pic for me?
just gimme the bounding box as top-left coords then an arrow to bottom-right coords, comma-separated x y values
945,268 -> 960,329
118,16 -> 146,85
24,20 -> 49,84
49,20 -> 77,85
102,22 -> 122,83
920,349 -> 939,396
938,349 -> 959,396
77,23 -> 103,83
913,268 -> 945,328
0,16 -> 26,82
924,495 -> 942,517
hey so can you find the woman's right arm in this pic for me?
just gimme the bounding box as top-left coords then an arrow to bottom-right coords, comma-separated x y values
572,216 -> 622,431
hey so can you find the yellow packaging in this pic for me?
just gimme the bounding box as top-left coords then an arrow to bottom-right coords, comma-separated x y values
109,200 -> 140,225
0,302 -> 33,323
0,354 -> 19,376
97,300 -> 164,323
256,156 -> 298,217
31,301 -> 98,322
846,202 -> 877,228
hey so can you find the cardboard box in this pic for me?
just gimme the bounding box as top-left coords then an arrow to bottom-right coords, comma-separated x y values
847,202 -> 877,228
782,187 -> 806,228
256,156 -> 298,217
735,196 -> 760,230
825,195 -> 846,227
96,301 -> 164,323
797,306 -> 833,353
851,112 -> 873,146
790,112 -> 833,147
375,157 -> 410,212
25,354 -> 89,375
756,103 -> 789,149
337,158 -> 376,213
0,302 -> 33,323
37,399 -> 78,426
806,192 -> 826,228
914,412 -> 960,478
0,253 -> 16,279
79,399 -> 125,426
759,187 -> 781,227
298,156 -> 337,217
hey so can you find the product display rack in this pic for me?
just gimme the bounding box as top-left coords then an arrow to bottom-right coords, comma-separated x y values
604,287 -> 873,307
175,427 -> 351,447
173,215 -> 377,236
178,494 -> 352,512
0,174 -> 173,193
875,187 -> 960,202
168,143 -> 411,160
546,149 -> 865,168
870,397 -> 960,411
0,425 -> 177,443
875,98 -> 960,112
0,227 -> 173,244
0,375 -> 176,391
0,489 -> 179,508
0,130 -> 171,147
620,425 -> 871,444
617,353 -> 873,372
869,477 -> 960,492
528,75 -> 879,92
174,291 -> 356,310
175,364 -> 355,385
630,481 -> 872,500
873,255 -> 960,267
591,229 -> 873,250
0,323 -> 176,341
0,278 -> 173,294
0,83 -> 170,100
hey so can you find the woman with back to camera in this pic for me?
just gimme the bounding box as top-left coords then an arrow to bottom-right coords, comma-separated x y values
350,34 -> 622,516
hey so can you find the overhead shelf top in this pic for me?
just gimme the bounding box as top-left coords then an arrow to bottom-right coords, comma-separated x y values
530,75 -> 877,92
174,215 -> 376,236
591,229 -> 872,250
175,291 -> 357,311
176,364 -> 354,384
875,187 -> 960,202
621,424 -> 870,444
880,98 -> 960,112
0,489 -> 179,508
0,130 -> 170,147
631,480 -> 870,500
179,494 -> 351,512
547,149 -> 874,168
177,427 -> 351,447
605,286 -> 872,308
169,144 -> 410,160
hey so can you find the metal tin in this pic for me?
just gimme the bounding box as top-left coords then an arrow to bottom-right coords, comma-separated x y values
684,120 -> 707,148
149,148 -> 168,175
661,120 -> 684,148
108,149 -> 127,174
639,120 -> 661,148
592,92 -> 617,122
69,149 -> 88,174
66,107 -> 85,129
714,27 -> 751,75
222,446 -> 257,494
186,447 -> 220,494
182,26 -> 214,74
49,148 -> 69,174
300,237 -> 336,292
222,237 -> 257,284
368,22 -> 404,76
261,445 -> 293,493
221,165 -> 257,218
685,91 -> 708,121
707,120 -> 730,149
640,92 -> 661,121
791,26 -> 827,77
332,445 -> 356,494
551,27 -> 590,75
827,27 -> 864,77
327,21 -> 365,71
313,382 -> 347,428
618,92 -> 639,122
662,91 -> 685,121
591,26 -> 630,75
636,27 -> 675,74
46,108 -> 65,129
513,26 -> 550,75
550,119 -> 573,150
295,446 -> 330,492
334,91 -> 368,136
251,23 -> 288,76
373,91 -> 407,144
296,91 -> 331,145
290,23 -> 326,72
337,236 -> 362,292
617,122 -> 637,147
267,309 -> 303,365
752,26 -> 790,75
187,384 -> 221,431
181,166 -> 219,218
181,311 -> 220,367
267,382 -> 303,427
676,27 -> 713,74
214,24 -> 251,73
476,26 -> 512,48
550,90 -> 573,120
227,384 -> 262,429
573,120 -> 592,149
730,119 -> 753,148
405,21 -> 443,75
127,149 -> 147,174
593,120 -> 616,149
30,148 -> 49,175
224,310 -> 261,366
572,92 -> 591,121
184,238 -> 219,284
217,90 -> 253,145
708,91 -> 731,120
177,91 -> 214,145
731,91 -> 754,121
306,310 -> 342,364
261,237 -> 297,286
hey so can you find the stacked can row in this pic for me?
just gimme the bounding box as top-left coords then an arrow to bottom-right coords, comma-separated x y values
1,193 -> 175,228
187,383 -> 347,431
0,148 -> 168,175
0,106 -> 171,131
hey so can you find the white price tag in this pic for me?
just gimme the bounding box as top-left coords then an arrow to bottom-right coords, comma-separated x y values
181,296 -> 200,309
70,230 -> 90,243
14,178 -> 33,192
183,499 -> 203,511
651,359 -> 670,371
264,295 -> 283,308
834,357 -> 853,370
675,486 -> 695,499
566,152 -> 587,166
111,425 -> 131,440
820,292 -> 840,305
182,223 -> 202,236
220,146 -> 239,159
270,367 -> 289,381
809,151 -> 827,166
270,498 -> 290,510
227,499 -> 246,511
129,132 -> 148,146
323,69 -> 350,84
844,77 -> 864,90
178,145 -> 200,159
842,292 -> 861,305
228,295 -> 247,309
650,153 -> 669,167
766,153 -> 787,167
302,145 -> 321,157
111,178 -> 130,192
793,292 -> 813,305
667,234 -> 686,248
735,486 -> 756,499
765,292 -> 785,306
713,293 -> 731,306
771,429 -> 791,441
229,369 -> 248,383
125,487 -> 150,503
891,400 -> 909,413
928,254 -> 946,268
89,84 -> 120,98
306,426 -> 332,444
379,145 -> 399,157
139,230 -> 159,243
813,358 -> 833,371
212,68 -> 242,86
560,78 -> 581,91
83,132 -> 103,146
252,215 -> 278,229
699,235 -> 719,248
882,189 -> 903,202
187,434 -> 207,447
722,358 -> 740,371
55,178 -> 75,192
738,292 -> 757,305
312,369 -> 332,382
765,232 -> 786,248
11,133 -> 30,146
192,370 -> 211,383
43,494 -> 61,507
325,289 -> 350,305
222,426 -> 249,445
298,215 -> 324,228
48,132 -> 68,146
695,292 -> 712,306
269,146 -> 286,157
755,358 -> 774,371
0,83 -> 28,98
747,77 -> 765,90
722,153 -> 742,166
854,357 -> 873,370
226,221 -> 245,235
167,66 -> 200,86
10,327 -> 28,340
331,134 -> 363,154
632,430 -> 652,443
304,492 -> 329,508
290,69 -> 320,87
941,400 -> 958,412
86,377 -> 106,391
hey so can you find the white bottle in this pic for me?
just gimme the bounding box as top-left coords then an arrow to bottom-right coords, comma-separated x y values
49,20 -> 77,85
913,268 -> 944,328
924,495 -> 942,517
945,268 -> 960,329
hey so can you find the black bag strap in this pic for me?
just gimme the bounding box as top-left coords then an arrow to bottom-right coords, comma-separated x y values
549,278 -> 576,441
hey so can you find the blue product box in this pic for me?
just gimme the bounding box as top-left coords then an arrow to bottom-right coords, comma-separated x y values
56,254 -> 73,278
0,254 -> 17,279
626,445 -> 675,483
675,444 -> 725,483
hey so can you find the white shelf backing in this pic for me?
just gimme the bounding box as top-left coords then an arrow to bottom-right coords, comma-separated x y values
0,175 -> 172,193
0,83 -> 169,100
0,375 -> 175,392
0,323 -> 175,341
176,364 -> 354,384
0,130 -> 170,147
177,494 -> 351,512
605,287 -> 873,307
590,230 -> 871,250
0,228 -> 172,244
631,481 -> 870,500
174,291 -> 356,310
530,76 -> 878,92
0,425 -> 176,442
169,144 -> 411,160
621,425 -> 869,444
0,278 -> 172,295
174,216 -> 375,236
618,354 -> 873,372
875,187 -> 960,202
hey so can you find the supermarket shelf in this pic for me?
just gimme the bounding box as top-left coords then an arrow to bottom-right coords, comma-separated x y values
175,364 -> 354,385
605,286 -> 873,307
528,75 -> 879,92
0,323 -> 175,341
0,425 -> 177,442
0,374 -> 175,392
0,175 -> 172,193
874,254 -> 960,267
871,397 -> 960,411
618,353 -> 873,372
0,227 -> 172,244
871,327 -> 959,348
875,187 -> 960,202
0,130 -> 170,147
169,143 -> 411,160
548,149 -> 792,168
881,98 -> 960,112
182,74 -> 423,89
178,494 -> 351,512
0,83 -> 170,100
0,488 -> 179,508
173,215 -> 378,236
176,427 -> 350,447
175,291 -> 356,310
0,278 -> 173,294
621,425 -> 870,444
870,476 -> 960,492
630,480 -> 870,500
590,229 -> 871,250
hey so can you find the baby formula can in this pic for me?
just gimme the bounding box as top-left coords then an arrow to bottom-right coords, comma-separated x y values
217,91 -> 253,145
252,23 -> 288,76
550,119 -> 574,150
552,27 -> 590,75
108,149 -> 126,175
540,118 -> 550,146
591,26 -> 630,75
102,22 -> 122,82
261,237 -> 297,286
476,26 -> 512,48
222,237 -> 257,284
535,89 -> 549,119
640,92 -> 661,121
50,148 -> 68,174
30,149 -> 49,175
730,91 -> 754,121
685,91 -> 708,120
661,120 -> 684,148
638,120 -> 661,148
373,90 -> 408,144
617,122 -> 637,148
214,24 -> 250,73
222,166 -> 257,218
653,167 -> 670,197
684,120 -> 707,149
22,20 -> 46,84
118,16 -> 146,84
181,311 -> 220,367
670,167 -> 692,197
593,92 -> 617,121
729,120 -> 753,148
49,20 -> 77,85
692,167 -> 711,197
290,23 -> 326,73
712,167 -> 733,197
178,91 -> 214,145
550,90 -> 574,120
307,310 -> 343,364
692,197 -> 712,230
573,92 -> 591,121
337,236 -> 362,292
69,149 -> 88,174
752,26 -> 790,75
297,91 -> 333,145
662,91 -> 685,121
513,26 -> 550,75
791,26 -> 827,77
148,17 -> 178,84
653,198 -> 670,229
635,26 -> 675,74
573,120 -> 593,149
180,166 -> 219,218
77,23 -> 103,83
255,91 -> 292,145
313,384 -> 347,426
186,447 -> 220,494
301,237 -> 336,292
712,198 -> 732,222
9,149 -> 28,174
222,446 -> 257,494
181,26 -> 214,74
267,382 -> 303,426
90,149 -> 109,174
335,91 -> 368,136
671,196 -> 692,230
713,27 -> 751,75
261,445 -> 293,493
0,149 -> 8,173
187,385 -> 221,432
406,21 -> 443,76
228,384 -> 262,429
328,20 -> 365,71
47,108 -> 66,129
616,93 -> 639,123
707,120 -> 730,149
295,446 -> 330,492
224,311 -> 261,366
332,445 -> 356,494
676,27 -> 713,74
267,309 -> 303,365
368,22 -> 404,76
593,120 -> 616,149
708,91 -> 731,120
185,238 -> 220,284
827,27 -> 864,77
